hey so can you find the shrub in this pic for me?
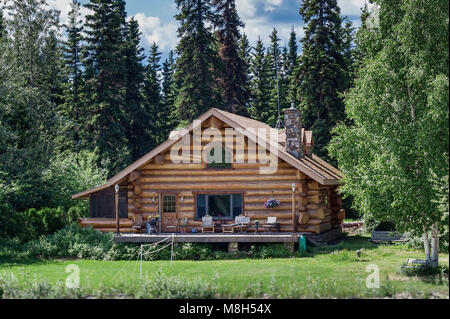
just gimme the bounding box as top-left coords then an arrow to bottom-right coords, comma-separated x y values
0,271 -> 217,299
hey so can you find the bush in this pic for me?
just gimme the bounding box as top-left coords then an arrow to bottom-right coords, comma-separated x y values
0,205 -> 67,242
0,271 -> 217,299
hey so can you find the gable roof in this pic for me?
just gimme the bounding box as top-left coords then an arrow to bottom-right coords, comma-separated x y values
72,108 -> 342,199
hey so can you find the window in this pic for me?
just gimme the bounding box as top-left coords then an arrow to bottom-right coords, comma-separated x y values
206,145 -> 232,169
163,195 -> 176,213
196,194 -> 242,218
90,187 -> 127,218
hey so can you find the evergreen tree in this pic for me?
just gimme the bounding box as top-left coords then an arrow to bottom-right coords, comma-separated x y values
160,50 -> 178,141
61,0 -> 84,153
142,43 -> 162,148
238,33 -> 252,107
0,0 -> 60,211
286,28 -> 299,103
123,17 -> 147,162
83,0 -> 129,175
213,0 -> 249,115
249,37 -> 271,123
174,0 -> 221,122
294,0 -> 351,159
266,28 -> 288,127
0,7 -> 4,39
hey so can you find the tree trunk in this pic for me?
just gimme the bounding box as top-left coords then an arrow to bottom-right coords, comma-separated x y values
430,223 -> 439,268
423,226 -> 431,264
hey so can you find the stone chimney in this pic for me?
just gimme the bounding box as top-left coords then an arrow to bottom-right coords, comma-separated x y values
284,102 -> 305,159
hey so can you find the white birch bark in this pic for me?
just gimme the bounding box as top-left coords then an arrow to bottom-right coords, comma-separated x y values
423,226 -> 431,264
430,223 -> 439,268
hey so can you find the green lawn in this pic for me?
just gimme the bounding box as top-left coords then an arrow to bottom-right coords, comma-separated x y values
0,235 -> 448,298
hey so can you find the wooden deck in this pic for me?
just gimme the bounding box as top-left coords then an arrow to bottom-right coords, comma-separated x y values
114,232 -> 307,244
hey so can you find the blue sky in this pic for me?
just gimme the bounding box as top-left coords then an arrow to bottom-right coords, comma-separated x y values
49,0 -> 366,60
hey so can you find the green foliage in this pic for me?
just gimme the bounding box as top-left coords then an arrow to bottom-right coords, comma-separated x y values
82,0 -> 130,175
42,150 -> 107,211
293,0 -> 352,159
0,206 -> 67,242
328,0 -> 449,243
0,271 -> 217,299
249,38 -> 271,123
213,0 -> 250,116
174,0 -> 222,121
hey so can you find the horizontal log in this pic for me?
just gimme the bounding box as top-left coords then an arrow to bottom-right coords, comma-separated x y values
138,175 -> 297,183
79,218 -> 132,228
244,211 -> 293,219
140,182 -> 294,191
96,228 -> 134,233
143,164 -> 205,170
140,169 -> 297,176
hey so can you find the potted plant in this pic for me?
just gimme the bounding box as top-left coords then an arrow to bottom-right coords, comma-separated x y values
180,217 -> 188,233
145,216 -> 152,234
264,198 -> 280,209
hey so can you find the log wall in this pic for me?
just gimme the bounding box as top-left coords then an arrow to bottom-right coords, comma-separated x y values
83,121 -> 342,234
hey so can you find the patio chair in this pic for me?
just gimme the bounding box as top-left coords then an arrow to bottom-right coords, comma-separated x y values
131,214 -> 144,233
201,215 -> 215,233
222,215 -> 243,233
236,216 -> 251,233
261,217 -> 280,233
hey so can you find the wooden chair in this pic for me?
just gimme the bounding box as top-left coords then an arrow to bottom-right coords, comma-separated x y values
131,214 -> 144,233
261,217 -> 280,233
201,215 -> 215,233
222,215 -> 243,233
236,216 -> 250,233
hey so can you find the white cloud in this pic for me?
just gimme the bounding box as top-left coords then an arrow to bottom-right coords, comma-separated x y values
264,0 -> 283,12
242,18 -> 304,49
338,0 -> 366,16
236,0 -> 258,19
133,13 -> 179,52
46,0 -> 90,26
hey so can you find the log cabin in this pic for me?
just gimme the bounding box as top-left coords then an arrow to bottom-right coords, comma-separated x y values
72,106 -> 344,239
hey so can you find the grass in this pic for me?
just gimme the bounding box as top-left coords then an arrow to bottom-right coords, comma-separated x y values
0,235 -> 448,299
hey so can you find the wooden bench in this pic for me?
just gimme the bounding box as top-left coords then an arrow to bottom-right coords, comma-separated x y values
370,231 -> 408,244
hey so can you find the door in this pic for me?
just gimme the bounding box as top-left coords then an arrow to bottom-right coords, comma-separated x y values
161,194 -> 178,233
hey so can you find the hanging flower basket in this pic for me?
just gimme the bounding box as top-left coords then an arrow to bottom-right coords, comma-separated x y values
264,198 -> 280,209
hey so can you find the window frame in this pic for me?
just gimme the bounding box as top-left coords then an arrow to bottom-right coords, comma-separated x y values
194,192 -> 244,220
162,194 -> 177,213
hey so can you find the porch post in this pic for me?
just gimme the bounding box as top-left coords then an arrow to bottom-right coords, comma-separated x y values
115,184 -> 120,235
292,183 -> 297,233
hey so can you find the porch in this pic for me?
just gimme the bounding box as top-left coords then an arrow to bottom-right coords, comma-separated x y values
114,232 -> 302,244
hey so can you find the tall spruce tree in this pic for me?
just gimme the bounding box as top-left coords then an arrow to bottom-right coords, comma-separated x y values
294,0 -> 350,159
174,0 -> 221,122
266,28 -> 288,127
142,43 -> 162,147
213,0 -> 249,115
286,28 -> 298,104
61,0 -> 84,153
238,33 -> 252,107
0,0 -> 61,211
249,37 -> 271,123
160,50 -> 178,141
123,17 -> 147,162
83,0 -> 129,175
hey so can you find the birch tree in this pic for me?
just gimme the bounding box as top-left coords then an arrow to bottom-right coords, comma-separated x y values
329,0 -> 449,267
